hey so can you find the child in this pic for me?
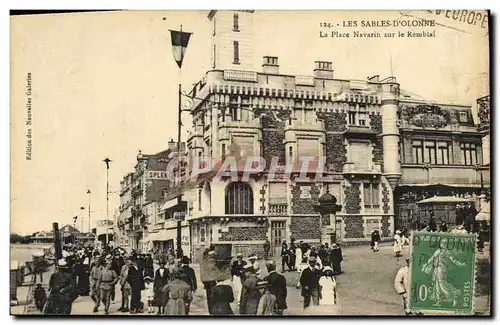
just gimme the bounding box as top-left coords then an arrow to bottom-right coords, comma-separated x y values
33,283 -> 47,313
144,276 -> 155,314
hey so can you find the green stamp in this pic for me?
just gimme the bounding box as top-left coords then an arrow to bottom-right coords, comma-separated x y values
408,232 -> 477,315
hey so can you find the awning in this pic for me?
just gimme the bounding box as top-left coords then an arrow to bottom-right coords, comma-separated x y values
160,198 -> 180,211
417,196 -> 474,205
399,183 -> 487,188
146,229 -> 170,242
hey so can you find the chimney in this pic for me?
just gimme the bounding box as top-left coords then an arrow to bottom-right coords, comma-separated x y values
262,56 -> 279,74
168,138 -> 176,152
314,61 -> 333,79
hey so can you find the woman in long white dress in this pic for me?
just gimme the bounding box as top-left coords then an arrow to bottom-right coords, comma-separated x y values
393,230 -> 404,257
318,266 -> 339,314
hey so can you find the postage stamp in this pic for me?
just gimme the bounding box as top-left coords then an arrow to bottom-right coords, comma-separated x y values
408,232 -> 477,315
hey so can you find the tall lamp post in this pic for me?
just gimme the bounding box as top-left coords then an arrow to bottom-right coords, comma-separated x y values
169,25 -> 192,258
87,189 -> 91,233
103,158 -> 112,247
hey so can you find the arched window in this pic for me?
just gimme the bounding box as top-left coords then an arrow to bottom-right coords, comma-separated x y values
225,182 -> 254,214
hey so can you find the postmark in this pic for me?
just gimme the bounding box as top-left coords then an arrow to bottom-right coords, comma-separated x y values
408,232 -> 477,315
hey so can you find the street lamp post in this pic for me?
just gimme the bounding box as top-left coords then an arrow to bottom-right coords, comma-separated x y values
87,190 -> 91,233
169,25 -> 192,258
103,158 -> 112,247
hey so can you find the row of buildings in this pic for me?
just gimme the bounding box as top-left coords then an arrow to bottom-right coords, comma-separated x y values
115,10 -> 490,261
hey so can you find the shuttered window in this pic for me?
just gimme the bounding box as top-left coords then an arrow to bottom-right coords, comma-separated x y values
269,182 -> 287,204
232,135 -> 254,156
297,138 -> 318,159
350,142 -> 370,169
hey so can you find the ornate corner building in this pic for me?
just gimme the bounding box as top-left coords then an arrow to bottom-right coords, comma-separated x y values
181,10 -> 490,259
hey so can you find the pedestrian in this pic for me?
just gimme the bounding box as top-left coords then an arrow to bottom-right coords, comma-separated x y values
44,259 -> 75,315
256,281 -> 277,315
319,266 -> 338,307
239,264 -> 261,315
144,276 -> 155,314
263,260 -> 287,315
394,258 -> 411,315
371,230 -> 381,252
280,242 -> 288,273
330,243 -> 343,275
429,215 -> 437,232
202,249 -> 217,314
263,239 -> 271,260
166,254 -> 177,275
231,253 -> 246,305
294,244 -> 303,272
126,256 -> 145,314
153,258 -> 169,314
109,254 -> 120,302
210,278 -> 234,315
34,283 -> 47,313
394,230 -> 404,257
318,245 -> 328,265
161,267 -> 193,315
180,255 -> 197,314
145,254 -> 155,279
299,256 -> 321,309
78,254 -> 90,296
118,256 -> 131,313
90,257 -> 103,309
97,258 -> 119,315
248,254 -> 260,273
287,242 -> 296,271
439,221 -> 448,233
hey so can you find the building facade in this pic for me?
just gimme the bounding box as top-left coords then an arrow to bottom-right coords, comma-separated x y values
117,140 -> 187,252
179,10 -> 490,259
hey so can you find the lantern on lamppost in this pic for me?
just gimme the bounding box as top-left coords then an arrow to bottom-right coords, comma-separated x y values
314,186 -> 342,245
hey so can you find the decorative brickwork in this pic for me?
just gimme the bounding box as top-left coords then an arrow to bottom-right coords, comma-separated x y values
291,183 -> 321,214
381,216 -> 391,237
262,130 -> 286,165
325,135 -> 347,173
317,111 -> 347,132
382,182 -> 390,214
344,184 -> 361,214
290,216 -> 320,240
220,226 -> 268,241
369,114 -> 382,134
343,216 -> 364,239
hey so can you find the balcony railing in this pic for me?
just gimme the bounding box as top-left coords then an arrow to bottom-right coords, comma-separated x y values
343,162 -> 382,174
269,203 -> 288,215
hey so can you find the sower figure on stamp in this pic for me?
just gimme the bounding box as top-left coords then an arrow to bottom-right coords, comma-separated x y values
300,256 -> 321,309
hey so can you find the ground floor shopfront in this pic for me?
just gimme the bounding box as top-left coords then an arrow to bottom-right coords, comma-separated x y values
146,221 -> 191,257
394,184 -> 487,231
187,213 -> 395,263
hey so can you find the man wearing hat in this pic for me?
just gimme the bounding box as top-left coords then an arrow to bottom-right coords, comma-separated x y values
264,261 -> 287,315
153,257 -> 169,314
126,256 -> 145,314
161,266 -> 193,315
231,253 -> 247,305
330,243 -> 343,275
394,258 -> 411,315
201,249 -> 217,314
90,257 -> 103,309
239,263 -> 261,315
299,255 -> 321,309
118,255 -> 132,313
248,254 -> 260,273
45,259 -> 75,315
96,257 -> 119,315
256,280 -> 277,315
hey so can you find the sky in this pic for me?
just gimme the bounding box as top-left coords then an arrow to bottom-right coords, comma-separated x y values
10,10 -> 489,235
